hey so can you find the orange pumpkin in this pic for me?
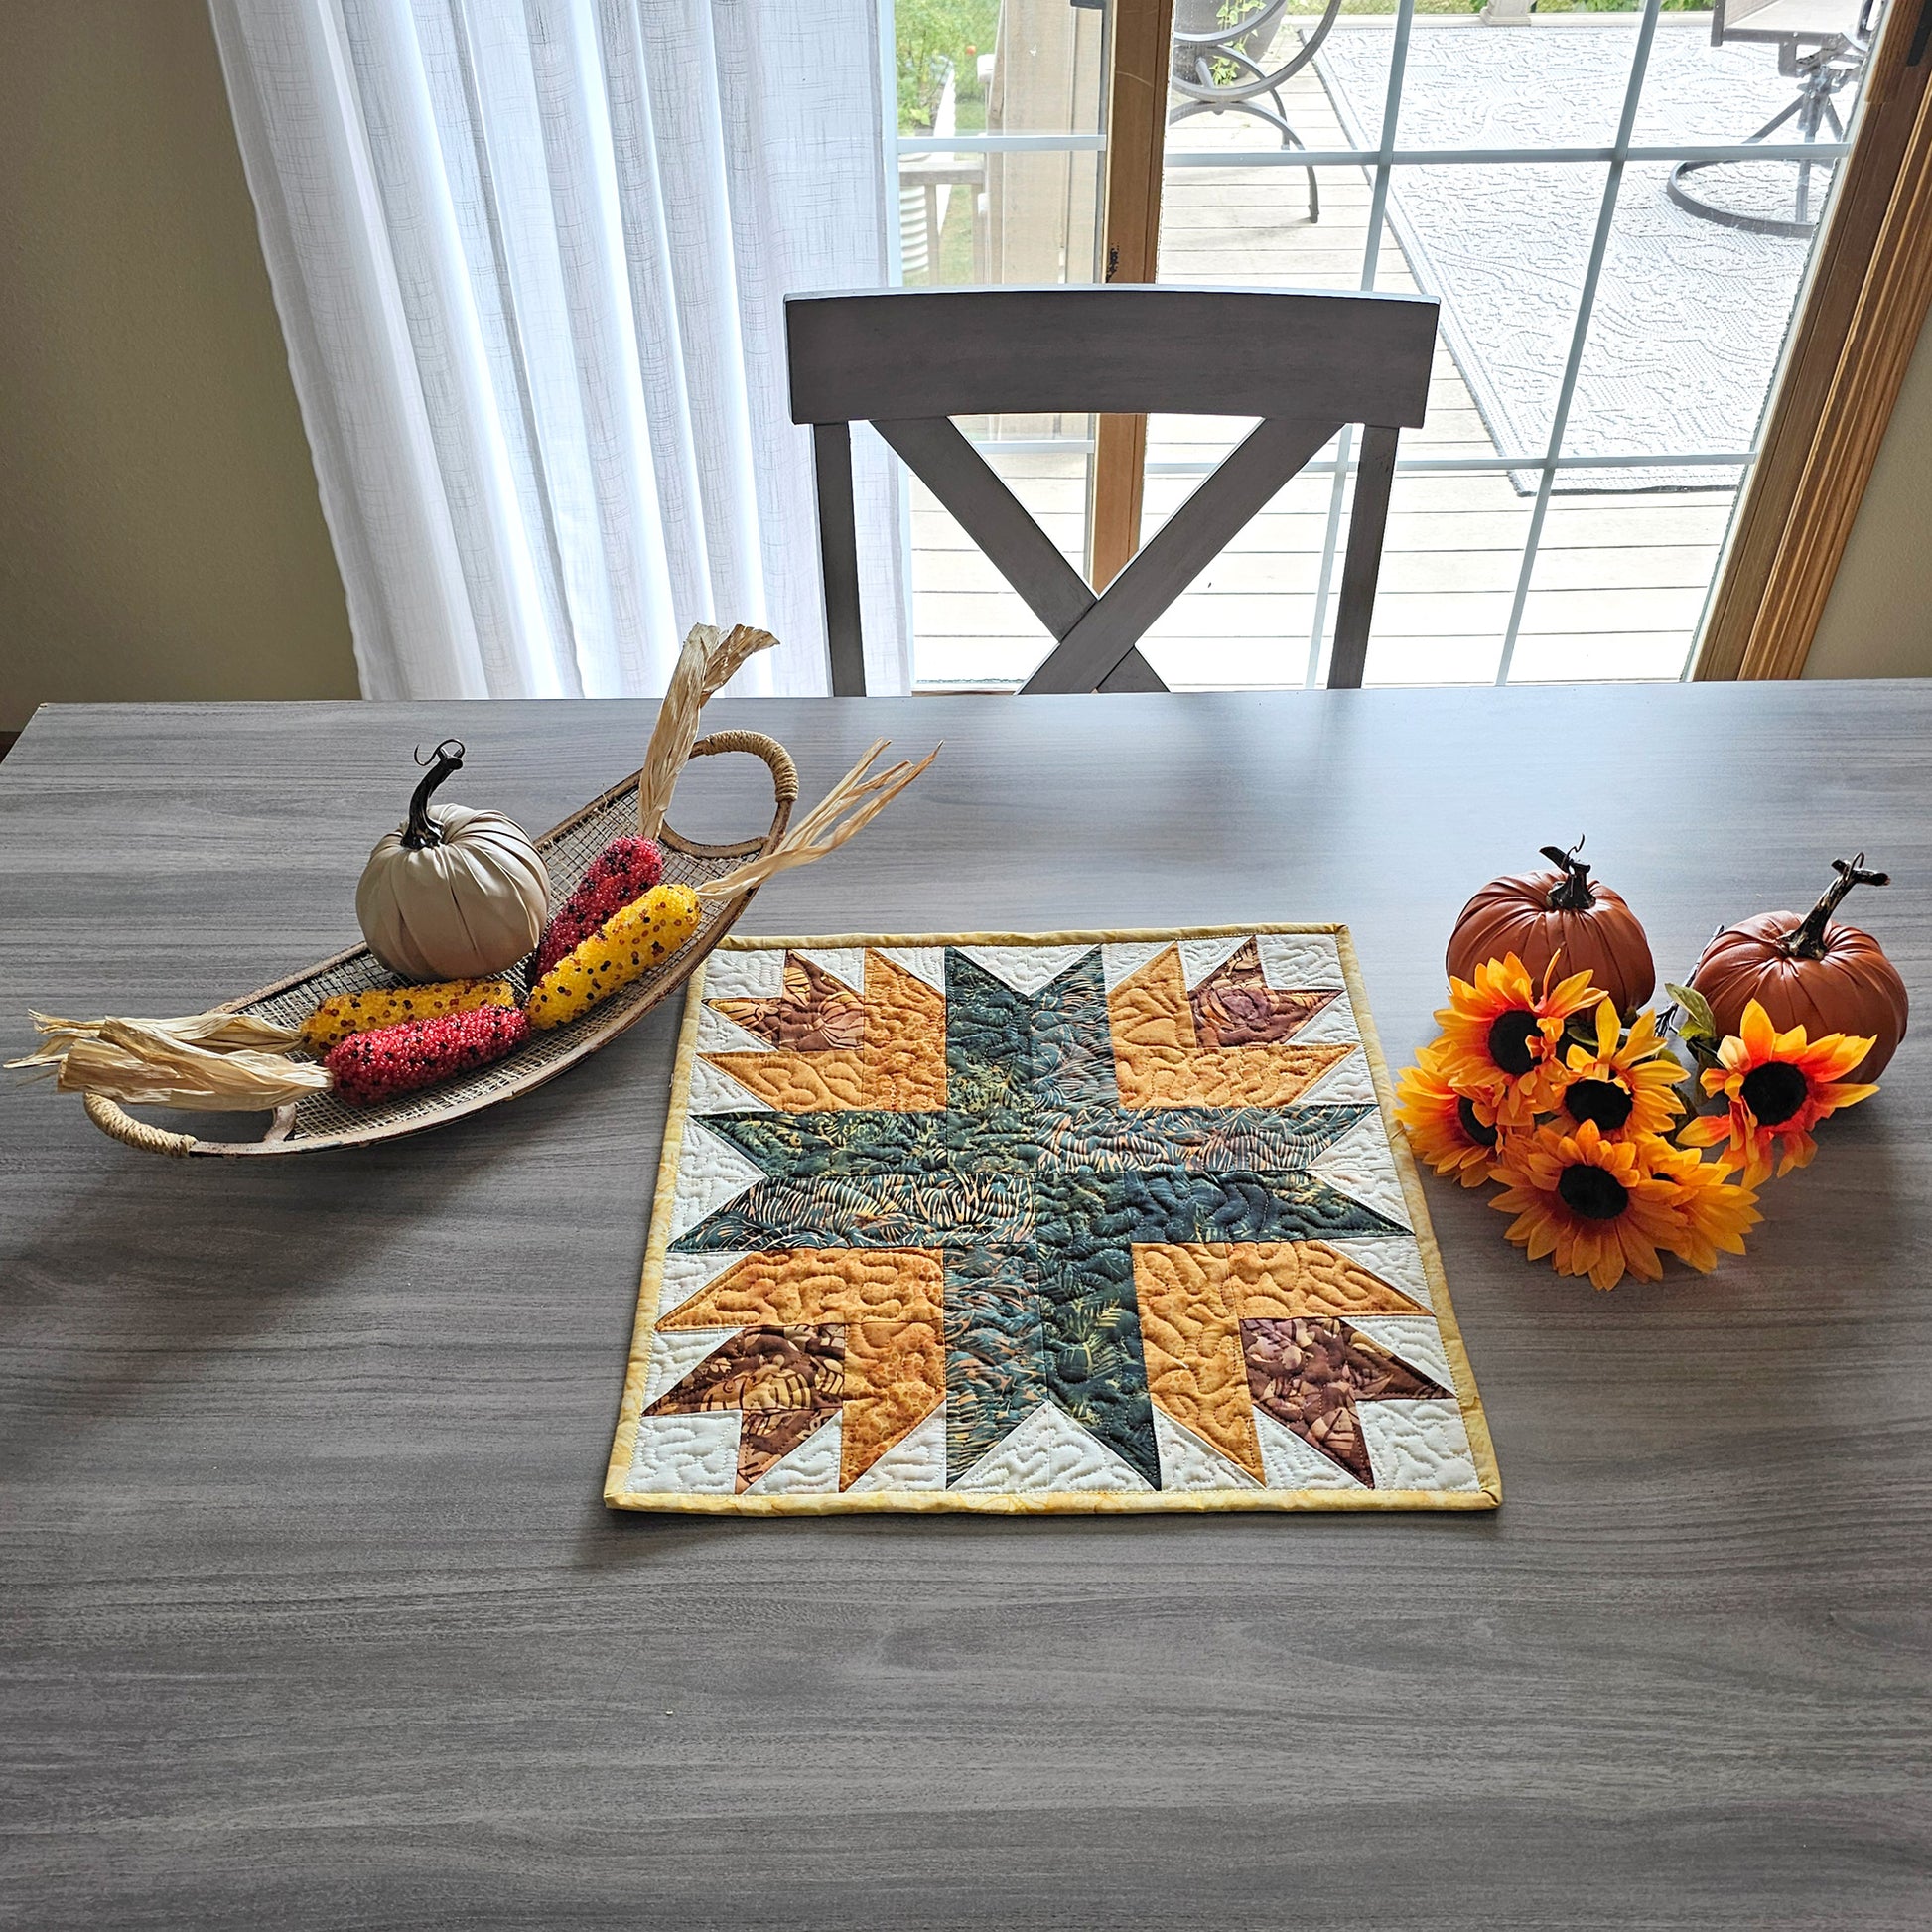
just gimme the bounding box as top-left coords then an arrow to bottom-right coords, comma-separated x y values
1446,841 -> 1655,1020
1690,855 -> 1908,1082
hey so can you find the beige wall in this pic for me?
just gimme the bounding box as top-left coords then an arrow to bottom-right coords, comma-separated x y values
1805,305 -> 1932,679
0,0 -> 357,733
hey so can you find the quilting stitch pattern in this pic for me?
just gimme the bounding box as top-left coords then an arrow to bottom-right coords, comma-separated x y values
609,929 -> 1500,1514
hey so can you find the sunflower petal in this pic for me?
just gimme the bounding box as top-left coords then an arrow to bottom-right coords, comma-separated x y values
1816,1079 -> 1880,1112
1776,1128 -> 1818,1176
1591,998 -> 1619,1061
1617,1221 -> 1665,1283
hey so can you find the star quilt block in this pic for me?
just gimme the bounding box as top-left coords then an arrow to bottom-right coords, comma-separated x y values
607,927 -> 1500,1514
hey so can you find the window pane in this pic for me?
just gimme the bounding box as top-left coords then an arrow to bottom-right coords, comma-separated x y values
1558,160 -> 1835,469
1137,468 -> 1336,688
1508,482 -> 1741,681
1628,10 -> 1873,148
1133,462 -> 1534,689
1386,160 -> 1609,464
897,0 -> 1106,139
1325,12 -> 1644,154
1158,160 -> 1393,292
1348,470 -> 1532,686
1170,2 -> 1393,157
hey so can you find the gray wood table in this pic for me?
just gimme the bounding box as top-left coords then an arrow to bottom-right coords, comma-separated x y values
3,686 -> 1927,1931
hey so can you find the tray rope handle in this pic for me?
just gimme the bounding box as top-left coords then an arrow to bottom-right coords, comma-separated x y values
83,1091 -> 195,1158
687,727 -> 799,828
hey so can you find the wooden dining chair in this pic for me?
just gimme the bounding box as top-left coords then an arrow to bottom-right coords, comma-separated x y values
785,285 -> 1439,696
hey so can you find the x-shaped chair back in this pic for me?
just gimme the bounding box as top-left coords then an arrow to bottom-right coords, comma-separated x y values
786,286 -> 1439,694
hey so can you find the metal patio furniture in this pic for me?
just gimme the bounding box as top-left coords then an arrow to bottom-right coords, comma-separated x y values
1668,0 -> 1881,236
1169,0 -> 1348,220
787,284 -> 1439,696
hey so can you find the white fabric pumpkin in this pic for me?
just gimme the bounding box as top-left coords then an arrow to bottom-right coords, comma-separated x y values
355,741 -> 550,981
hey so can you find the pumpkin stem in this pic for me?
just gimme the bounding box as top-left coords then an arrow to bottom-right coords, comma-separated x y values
401,740 -> 465,850
1787,851 -> 1889,959
1539,838 -> 1595,912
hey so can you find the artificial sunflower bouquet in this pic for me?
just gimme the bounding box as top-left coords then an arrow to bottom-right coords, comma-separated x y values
1398,953 -> 1881,1291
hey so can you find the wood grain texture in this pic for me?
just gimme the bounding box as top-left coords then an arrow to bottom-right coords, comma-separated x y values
784,286 -> 1437,424
2,690 -> 1929,1930
1694,4 -> 1932,681
1090,0 -> 1176,591
1328,423 -> 1402,690
809,424 -> 864,696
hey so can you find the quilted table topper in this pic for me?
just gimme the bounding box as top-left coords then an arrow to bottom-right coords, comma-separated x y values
607,928 -> 1500,1514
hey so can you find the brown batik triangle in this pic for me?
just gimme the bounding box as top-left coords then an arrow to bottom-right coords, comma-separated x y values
1189,941 -> 1338,1050
736,1407 -> 839,1490
643,1323 -> 845,1490
716,953 -> 866,1052
1240,1316 -> 1448,1486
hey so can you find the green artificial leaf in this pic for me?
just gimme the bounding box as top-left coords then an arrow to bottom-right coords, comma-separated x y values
1665,982 -> 1719,1042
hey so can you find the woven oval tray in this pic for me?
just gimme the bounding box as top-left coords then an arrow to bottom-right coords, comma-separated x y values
82,729 -> 797,1159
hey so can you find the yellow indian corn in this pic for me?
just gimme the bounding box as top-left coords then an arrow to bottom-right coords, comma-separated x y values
524,883 -> 701,1031
300,976 -> 518,1051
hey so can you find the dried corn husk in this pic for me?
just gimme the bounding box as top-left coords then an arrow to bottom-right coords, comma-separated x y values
636,622 -> 778,839
697,740 -> 940,900
18,1008 -> 306,1057
10,1017 -> 328,1111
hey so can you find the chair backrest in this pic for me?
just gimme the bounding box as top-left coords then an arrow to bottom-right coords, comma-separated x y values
786,285 -> 1439,695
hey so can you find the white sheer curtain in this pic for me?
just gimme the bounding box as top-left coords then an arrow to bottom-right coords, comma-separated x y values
210,0 -> 908,700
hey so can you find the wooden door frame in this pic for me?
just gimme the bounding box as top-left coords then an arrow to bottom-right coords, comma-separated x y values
1089,0 -> 1174,590
1696,2 -> 1932,679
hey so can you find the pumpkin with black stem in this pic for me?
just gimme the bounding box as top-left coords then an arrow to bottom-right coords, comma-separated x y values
1690,854 -> 1908,1082
355,740 -> 551,982
1446,839 -> 1655,1021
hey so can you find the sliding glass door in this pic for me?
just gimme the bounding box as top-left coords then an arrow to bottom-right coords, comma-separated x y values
883,0 -> 1887,688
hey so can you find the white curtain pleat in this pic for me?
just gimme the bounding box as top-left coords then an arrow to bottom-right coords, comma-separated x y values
210,0 -> 908,700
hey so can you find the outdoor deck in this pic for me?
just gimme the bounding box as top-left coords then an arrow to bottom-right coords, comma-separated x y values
909,18 -> 1737,690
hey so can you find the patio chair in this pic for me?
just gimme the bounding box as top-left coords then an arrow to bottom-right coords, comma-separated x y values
1668,0 -> 1880,236
1169,0 -> 1348,221
786,284 -> 1438,695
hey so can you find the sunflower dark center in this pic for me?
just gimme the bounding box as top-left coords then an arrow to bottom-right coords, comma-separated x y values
1486,1009 -> 1543,1076
1557,1163 -> 1629,1221
1740,1060 -> 1809,1126
1455,1097 -> 1499,1148
1565,1077 -> 1634,1132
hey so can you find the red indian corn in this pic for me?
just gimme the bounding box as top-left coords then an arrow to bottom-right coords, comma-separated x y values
325,1004 -> 531,1105
535,836 -> 664,978
300,976 -> 518,1050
